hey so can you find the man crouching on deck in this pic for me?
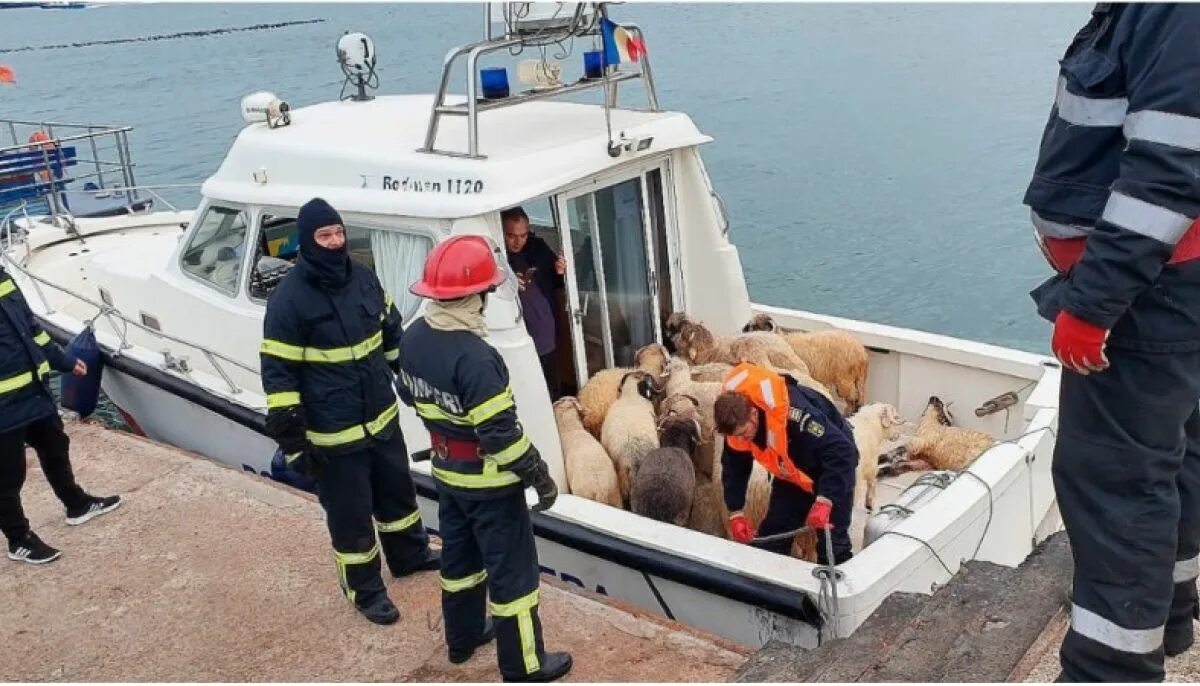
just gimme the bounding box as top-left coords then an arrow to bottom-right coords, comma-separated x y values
715,362 -> 859,564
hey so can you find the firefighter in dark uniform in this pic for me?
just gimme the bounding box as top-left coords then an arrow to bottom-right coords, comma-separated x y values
260,198 -> 439,625
0,265 -> 120,565
715,362 -> 859,565
396,234 -> 572,682
1024,4 -> 1200,681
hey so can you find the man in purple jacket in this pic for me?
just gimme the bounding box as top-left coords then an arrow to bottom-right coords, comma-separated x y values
501,207 -> 565,399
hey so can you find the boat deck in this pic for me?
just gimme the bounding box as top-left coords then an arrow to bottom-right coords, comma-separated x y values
0,419 -> 750,682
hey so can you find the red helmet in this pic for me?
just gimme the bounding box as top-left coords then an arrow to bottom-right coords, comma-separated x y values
410,234 -> 507,300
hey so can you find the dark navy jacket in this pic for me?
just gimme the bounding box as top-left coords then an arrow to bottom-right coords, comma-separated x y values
395,316 -> 536,499
0,267 -> 77,434
721,378 -> 859,510
259,260 -> 404,456
1025,3 -> 1200,352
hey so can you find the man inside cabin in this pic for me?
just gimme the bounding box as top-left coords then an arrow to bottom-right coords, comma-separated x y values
0,265 -> 121,565
259,197 -> 440,626
714,362 -> 859,565
501,206 -> 566,399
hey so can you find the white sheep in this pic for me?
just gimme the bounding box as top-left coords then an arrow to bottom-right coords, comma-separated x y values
577,343 -> 670,438
846,402 -> 905,512
552,397 -> 622,509
743,313 -> 871,413
600,370 -> 662,506
630,416 -> 699,526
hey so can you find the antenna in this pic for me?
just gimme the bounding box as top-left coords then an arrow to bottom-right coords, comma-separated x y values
336,31 -> 379,102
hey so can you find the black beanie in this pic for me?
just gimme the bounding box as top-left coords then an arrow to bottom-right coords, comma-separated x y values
296,197 -> 351,289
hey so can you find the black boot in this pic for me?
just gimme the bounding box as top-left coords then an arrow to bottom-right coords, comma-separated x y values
449,617 -> 497,664
357,594 -> 400,625
392,548 -> 441,578
503,651 -> 572,683
1166,623 -> 1194,657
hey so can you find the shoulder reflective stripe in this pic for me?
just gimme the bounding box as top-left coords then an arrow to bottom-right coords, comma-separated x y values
0,370 -> 34,394
440,569 -> 487,593
1175,554 -> 1200,583
490,589 -> 540,617
468,388 -> 515,425
261,332 -> 384,364
266,391 -> 301,409
432,466 -> 522,489
1055,76 -> 1127,127
384,349 -> 399,362
0,279 -> 14,298
1031,210 -> 1091,239
1125,110 -> 1200,152
1101,191 -> 1195,244
724,369 -> 749,391
490,434 -> 531,466
1071,603 -> 1163,654
307,403 -> 399,447
415,402 -> 472,426
334,542 -> 380,566
374,510 -> 421,533
33,331 -> 50,346
759,378 -> 776,408
261,339 -> 305,361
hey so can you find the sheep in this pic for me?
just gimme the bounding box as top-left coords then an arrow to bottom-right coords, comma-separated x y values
743,313 -> 871,413
577,342 -> 670,438
658,392 -> 716,478
551,397 -> 622,509
630,417 -> 700,526
689,361 -> 734,383
600,370 -> 662,505
880,396 -> 994,474
846,402 -> 905,512
667,314 -> 845,408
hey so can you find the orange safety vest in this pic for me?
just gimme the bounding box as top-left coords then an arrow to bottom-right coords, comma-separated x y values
722,362 -> 814,494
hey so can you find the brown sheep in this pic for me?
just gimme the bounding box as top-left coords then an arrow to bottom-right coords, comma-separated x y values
743,313 -> 870,413
881,396 -> 994,474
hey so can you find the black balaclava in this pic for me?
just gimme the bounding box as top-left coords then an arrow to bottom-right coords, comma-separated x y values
296,197 -> 351,289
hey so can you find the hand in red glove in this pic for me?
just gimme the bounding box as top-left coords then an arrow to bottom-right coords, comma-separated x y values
729,512 -> 755,544
1051,310 -> 1109,375
806,497 -> 833,530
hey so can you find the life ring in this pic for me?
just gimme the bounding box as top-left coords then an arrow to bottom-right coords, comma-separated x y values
28,131 -> 57,182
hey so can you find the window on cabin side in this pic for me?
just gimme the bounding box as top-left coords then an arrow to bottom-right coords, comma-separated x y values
180,204 -> 248,296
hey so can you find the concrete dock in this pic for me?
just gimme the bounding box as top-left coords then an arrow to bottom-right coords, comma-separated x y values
0,419 -> 749,682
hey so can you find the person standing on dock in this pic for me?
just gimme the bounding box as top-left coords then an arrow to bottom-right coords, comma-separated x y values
1024,3 -> 1200,681
396,234 -> 572,683
0,265 -> 121,565
714,362 -> 859,565
259,198 -> 439,626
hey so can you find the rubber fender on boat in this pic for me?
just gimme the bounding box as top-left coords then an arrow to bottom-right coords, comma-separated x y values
862,471 -> 955,548
59,326 -> 104,418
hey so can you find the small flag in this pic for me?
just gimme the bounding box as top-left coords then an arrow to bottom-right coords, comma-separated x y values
601,17 -> 645,66
0,65 -> 15,85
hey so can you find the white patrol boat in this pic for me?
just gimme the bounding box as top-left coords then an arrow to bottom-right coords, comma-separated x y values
1,2 -> 1062,649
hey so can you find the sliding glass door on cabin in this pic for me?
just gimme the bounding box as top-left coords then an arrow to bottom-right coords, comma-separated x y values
557,165 -> 675,385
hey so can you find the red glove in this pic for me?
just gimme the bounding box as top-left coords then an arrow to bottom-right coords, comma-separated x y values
806,497 -> 833,530
729,512 -> 755,544
1051,310 -> 1109,375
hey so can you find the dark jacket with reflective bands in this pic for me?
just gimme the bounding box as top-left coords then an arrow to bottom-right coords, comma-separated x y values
1025,3 -> 1200,352
395,316 -> 535,498
721,379 -> 858,511
0,267 -> 78,434
259,260 -> 404,455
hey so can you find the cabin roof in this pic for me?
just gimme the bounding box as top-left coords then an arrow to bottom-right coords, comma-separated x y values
200,94 -> 711,219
